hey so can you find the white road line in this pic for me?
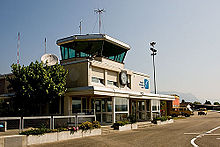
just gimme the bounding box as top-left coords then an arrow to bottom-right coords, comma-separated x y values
216,138 -> 220,140
206,126 -> 220,134
204,134 -> 220,136
191,126 -> 220,147
185,133 -> 220,136
191,138 -> 199,147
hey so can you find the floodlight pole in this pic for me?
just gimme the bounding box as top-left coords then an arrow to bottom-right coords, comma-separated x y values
152,53 -> 156,94
94,9 -> 105,34
79,20 -> 82,34
150,42 -> 157,94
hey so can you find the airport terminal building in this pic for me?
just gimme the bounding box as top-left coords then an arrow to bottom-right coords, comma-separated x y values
56,34 -> 175,123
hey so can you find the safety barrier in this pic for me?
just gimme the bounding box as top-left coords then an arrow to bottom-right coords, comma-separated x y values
0,110 -> 96,132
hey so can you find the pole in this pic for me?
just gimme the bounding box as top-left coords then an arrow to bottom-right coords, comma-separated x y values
17,32 -> 20,65
45,38 -> 46,54
79,20 -> 82,34
94,9 -> 105,34
152,54 -> 157,94
99,13 -> 101,34
150,41 -> 157,94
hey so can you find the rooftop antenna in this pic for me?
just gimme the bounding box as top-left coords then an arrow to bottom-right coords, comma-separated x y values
79,20 -> 83,34
94,8 -> 105,34
45,37 -> 47,54
17,32 -> 20,65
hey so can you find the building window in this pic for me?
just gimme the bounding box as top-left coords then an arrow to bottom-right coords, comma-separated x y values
69,48 -> 75,58
127,75 -> 131,88
92,77 -> 104,84
115,98 -> 128,112
60,46 -> 91,60
151,100 -> 160,112
107,52 -> 126,63
107,80 -> 117,86
72,98 -> 81,113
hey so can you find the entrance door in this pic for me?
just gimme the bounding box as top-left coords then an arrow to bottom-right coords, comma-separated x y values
131,100 -> 137,119
138,101 -> 146,120
94,98 -> 112,123
95,100 -> 102,122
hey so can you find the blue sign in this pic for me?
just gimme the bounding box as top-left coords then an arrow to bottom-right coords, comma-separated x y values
144,79 -> 149,89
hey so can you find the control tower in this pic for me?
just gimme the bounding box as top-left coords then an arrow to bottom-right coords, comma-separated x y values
56,34 -> 130,63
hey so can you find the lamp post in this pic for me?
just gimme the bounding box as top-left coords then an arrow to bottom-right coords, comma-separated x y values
150,42 -> 157,94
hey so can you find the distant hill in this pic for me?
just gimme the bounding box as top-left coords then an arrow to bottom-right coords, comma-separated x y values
158,91 -> 200,103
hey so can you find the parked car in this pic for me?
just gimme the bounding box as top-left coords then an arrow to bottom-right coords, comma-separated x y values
170,107 -> 193,117
198,108 -> 207,115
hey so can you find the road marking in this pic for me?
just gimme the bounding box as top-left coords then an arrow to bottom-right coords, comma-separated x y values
191,126 -> 220,147
216,138 -> 220,140
204,134 -> 220,136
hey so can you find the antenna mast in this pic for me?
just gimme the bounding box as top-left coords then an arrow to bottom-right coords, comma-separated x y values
79,20 -> 82,34
94,8 -> 105,34
17,32 -> 20,65
45,38 -> 47,54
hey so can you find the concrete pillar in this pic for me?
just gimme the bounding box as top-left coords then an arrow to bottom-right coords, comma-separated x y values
59,96 -> 62,114
112,97 -> 115,123
127,98 -> 129,117
64,95 -> 72,115
104,69 -> 107,86
150,100 -> 153,120
88,62 -> 92,86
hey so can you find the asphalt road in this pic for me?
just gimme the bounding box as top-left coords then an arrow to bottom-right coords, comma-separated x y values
30,111 -> 220,147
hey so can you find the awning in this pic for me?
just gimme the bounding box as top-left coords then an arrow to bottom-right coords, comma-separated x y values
66,86 -> 175,101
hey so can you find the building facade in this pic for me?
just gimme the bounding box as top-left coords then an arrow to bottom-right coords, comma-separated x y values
56,34 -> 175,123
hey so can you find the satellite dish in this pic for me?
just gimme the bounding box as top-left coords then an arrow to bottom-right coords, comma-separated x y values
41,54 -> 59,66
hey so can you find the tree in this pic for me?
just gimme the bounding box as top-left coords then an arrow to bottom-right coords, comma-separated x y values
193,101 -> 201,105
181,99 -> 185,103
204,100 -> 211,105
7,61 -> 68,116
214,102 -> 220,105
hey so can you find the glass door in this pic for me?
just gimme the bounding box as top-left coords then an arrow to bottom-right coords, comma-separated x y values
95,100 -> 101,122
131,100 -> 137,119
94,98 -> 112,123
138,101 -> 146,120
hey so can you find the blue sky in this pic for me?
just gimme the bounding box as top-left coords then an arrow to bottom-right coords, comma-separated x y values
1,0 -> 220,102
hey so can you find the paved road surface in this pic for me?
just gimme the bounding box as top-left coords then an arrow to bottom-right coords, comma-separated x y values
30,111 -> 220,147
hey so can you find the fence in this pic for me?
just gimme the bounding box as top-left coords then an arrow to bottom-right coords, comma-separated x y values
0,110 -> 96,132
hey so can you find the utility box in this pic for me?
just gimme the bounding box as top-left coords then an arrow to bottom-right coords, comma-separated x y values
0,121 -> 7,132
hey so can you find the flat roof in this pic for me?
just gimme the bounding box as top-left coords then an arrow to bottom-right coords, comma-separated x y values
56,34 -> 130,50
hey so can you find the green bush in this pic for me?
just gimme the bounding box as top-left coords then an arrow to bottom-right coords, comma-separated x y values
152,116 -> 169,124
160,116 -> 168,121
20,121 -> 102,135
127,115 -> 137,124
79,121 -> 93,131
19,128 -> 58,136
92,121 -> 101,129
112,120 -> 131,130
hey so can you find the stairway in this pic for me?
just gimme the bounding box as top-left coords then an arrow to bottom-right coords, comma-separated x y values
137,121 -> 155,129
101,126 -> 116,135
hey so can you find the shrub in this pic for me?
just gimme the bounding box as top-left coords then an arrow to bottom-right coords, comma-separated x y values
19,128 -> 57,136
79,121 -> 93,131
151,116 -> 169,124
57,127 -> 68,132
92,121 -> 101,129
112,120 -> 131,130
127,115 -> 137,124
20,121 -> 102,135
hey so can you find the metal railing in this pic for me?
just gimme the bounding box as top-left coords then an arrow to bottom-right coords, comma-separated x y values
0,109 -> 96,132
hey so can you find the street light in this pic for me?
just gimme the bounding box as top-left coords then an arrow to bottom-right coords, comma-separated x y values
149,41 -> 157,94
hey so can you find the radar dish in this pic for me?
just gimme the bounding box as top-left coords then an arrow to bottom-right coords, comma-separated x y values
41,54 -> 59,66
